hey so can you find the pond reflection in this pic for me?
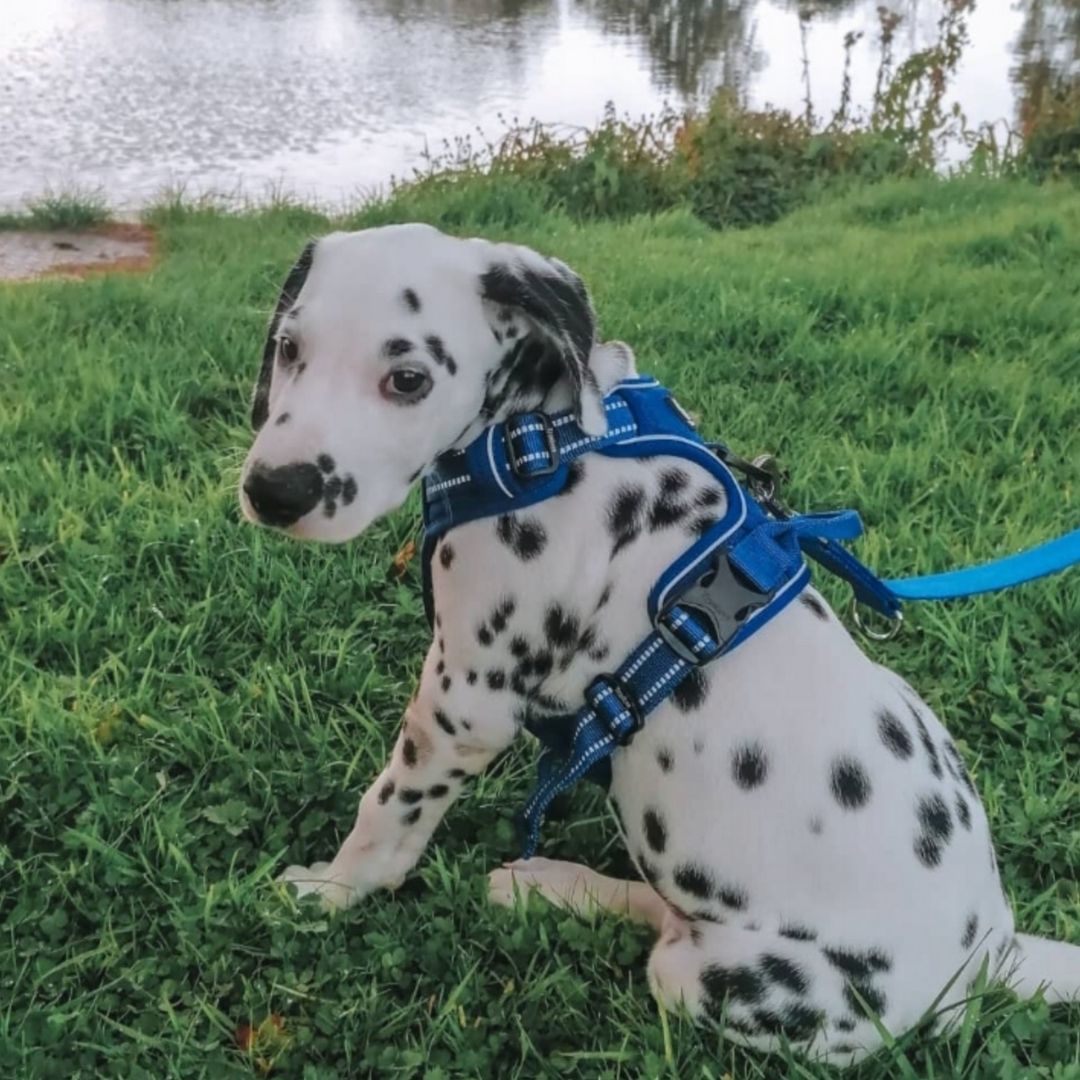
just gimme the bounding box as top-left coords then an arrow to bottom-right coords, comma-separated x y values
0,0 -> 1077,209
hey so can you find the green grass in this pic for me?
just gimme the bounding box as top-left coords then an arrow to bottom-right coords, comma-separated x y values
1,175 -> 1078,1078
0,189 -> 111,232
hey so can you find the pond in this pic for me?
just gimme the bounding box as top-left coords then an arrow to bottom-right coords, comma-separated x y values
1,0 -> 1076,211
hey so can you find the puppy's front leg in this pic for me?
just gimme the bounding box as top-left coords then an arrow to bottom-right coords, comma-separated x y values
280,660 -> 516,909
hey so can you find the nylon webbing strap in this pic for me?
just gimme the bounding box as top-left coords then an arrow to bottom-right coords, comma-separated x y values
519,603 -> 723,858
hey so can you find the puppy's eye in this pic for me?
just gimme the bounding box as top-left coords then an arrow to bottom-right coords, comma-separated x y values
279,336 -> 300,363
380,368 -> 432,403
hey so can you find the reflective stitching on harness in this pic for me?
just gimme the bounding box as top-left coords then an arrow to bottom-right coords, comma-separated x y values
426,473 -> 472,494
512,422 -> 637,466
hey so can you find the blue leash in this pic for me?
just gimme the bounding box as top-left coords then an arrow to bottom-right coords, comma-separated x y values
885,527 -> 1080,601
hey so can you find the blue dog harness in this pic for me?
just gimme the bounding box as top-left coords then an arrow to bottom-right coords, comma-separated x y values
420,376 -> 1080,858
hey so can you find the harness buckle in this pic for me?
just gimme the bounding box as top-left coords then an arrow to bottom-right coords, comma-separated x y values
507,413 -> 561,479
656,551 -> 775,664
586,674 -> 644,747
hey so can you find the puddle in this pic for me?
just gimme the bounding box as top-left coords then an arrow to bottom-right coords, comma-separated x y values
0,224 -> 155,281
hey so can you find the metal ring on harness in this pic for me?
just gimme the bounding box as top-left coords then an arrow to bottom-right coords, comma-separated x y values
851,599 -> 904,641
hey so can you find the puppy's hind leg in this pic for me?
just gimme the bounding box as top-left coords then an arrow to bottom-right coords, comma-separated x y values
488,857 -> 672,932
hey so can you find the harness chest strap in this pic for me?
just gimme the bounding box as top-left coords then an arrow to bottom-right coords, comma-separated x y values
421,378 -> 873,857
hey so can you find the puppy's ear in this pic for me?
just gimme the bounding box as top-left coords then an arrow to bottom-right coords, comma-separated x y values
480,252 -> 607,434
251,240 -> 317,430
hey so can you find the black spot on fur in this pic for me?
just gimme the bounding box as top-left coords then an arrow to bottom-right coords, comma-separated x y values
434,710 -> 456,736
402,738 -> 418,767
643,808 -> 667,853
732,742 -> 769,789
962,913 -> 979,950
448,768 -> 467,779
877,708 -> 914,759
693,738 -> 705,755
477,625 -> 494,647
378,780 -> 395,804
822,947 -> 891,979
495,514 -> 548,561
808,816 -> 824,835
439,543 -> 455,570
801,592 -> 829,620
760,954 -> 809,995
830,757 -> 872,810
316,453 -> 335,474
955,791 -> 972,830
908,703 -> 943,779
440,675 -> 451,693
275,412 -> 290,426
399,787 -> 424,805
696,487 -> 723,508
648,484 -> 692,531
595,583 -> 613,610
834,1017 -> 857,1033
607,484 -> 645,555
435,660 -> 445,676
674,863 -> 714,900
918,792 -> 953,843
843,980 -> 886,1018
672,668 -> 708,712
384,337 -> 412,358
466,670 -> 477,685
402,288 -> 421,312
428,784 -> 449,799
509,635 -> 529,658
779,924 -> 818,942
544,605 -> 580,650
752,1003 -> 824,1040
915,835 -> 943,868
486,669 -> 506,691
701,964 -> 766,1010
718,884 -> 748,911
657,747 -> 674,773
659,467 -> 689,494
402,807 -> 422,826
425,334 -> 458,375
323,476 -> 343,501
341,476 -> 357,505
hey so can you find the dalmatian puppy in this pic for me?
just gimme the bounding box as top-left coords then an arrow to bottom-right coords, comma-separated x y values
238,223 -> 1079,1067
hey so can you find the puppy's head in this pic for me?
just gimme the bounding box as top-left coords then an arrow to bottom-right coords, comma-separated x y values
239,223 -> 633,542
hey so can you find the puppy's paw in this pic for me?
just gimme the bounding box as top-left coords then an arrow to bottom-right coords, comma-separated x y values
487,858 -> 599,911
278,861 -> 355,911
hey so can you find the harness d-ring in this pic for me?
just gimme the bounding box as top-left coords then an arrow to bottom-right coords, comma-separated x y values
851,599 -> 904,641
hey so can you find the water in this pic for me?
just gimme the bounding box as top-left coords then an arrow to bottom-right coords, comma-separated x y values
0,0 -> 1075,211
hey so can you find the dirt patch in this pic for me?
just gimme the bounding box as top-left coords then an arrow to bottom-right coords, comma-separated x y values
0,224 -> 156,282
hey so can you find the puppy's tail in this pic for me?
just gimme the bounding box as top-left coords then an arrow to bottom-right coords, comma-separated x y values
1007,933 -> 1080,1004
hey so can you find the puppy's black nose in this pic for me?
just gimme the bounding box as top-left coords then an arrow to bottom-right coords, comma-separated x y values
244,462 -> 323,527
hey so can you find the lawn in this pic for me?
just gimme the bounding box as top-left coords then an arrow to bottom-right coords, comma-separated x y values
1,176 -> 1078,1078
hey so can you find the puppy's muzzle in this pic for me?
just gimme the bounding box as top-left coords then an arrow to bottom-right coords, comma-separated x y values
243,461 -> 324,527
